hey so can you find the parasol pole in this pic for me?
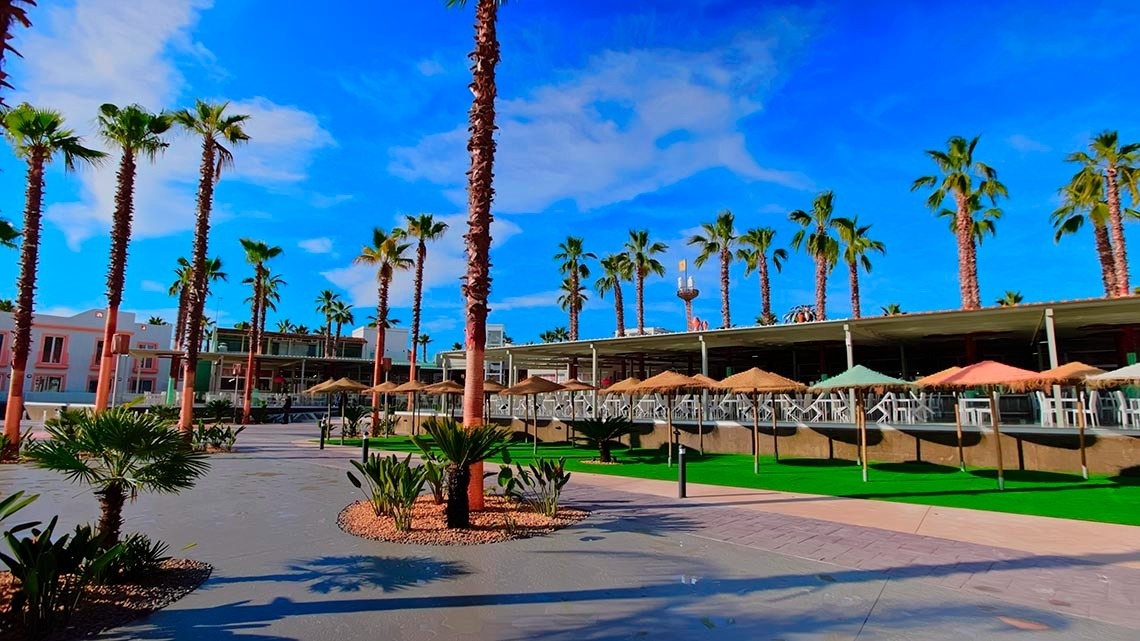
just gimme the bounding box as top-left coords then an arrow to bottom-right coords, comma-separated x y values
532,393 -> 538,456
753,390 -> 760,474
667,391 -> 674,468
697,390 -> 704,455
1077,391 -> 1089,480
953,397 -> 965,472
859,390 -> 868,483
569,389 -> 575,444
771,392 -> 780,463
989,388 -> 1006,491
628,391 -> 636,447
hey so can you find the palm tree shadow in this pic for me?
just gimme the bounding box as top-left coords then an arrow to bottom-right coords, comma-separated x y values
208,555 -> 469,594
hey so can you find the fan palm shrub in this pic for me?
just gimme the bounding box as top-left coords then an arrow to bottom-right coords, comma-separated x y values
412,417 -> 509,528
26,408 -> 209,546
570,416 -> 636,463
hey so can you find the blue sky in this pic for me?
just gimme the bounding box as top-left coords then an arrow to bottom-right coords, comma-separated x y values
1,0 -> 1139,352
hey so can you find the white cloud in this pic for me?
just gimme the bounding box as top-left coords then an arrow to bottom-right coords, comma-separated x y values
15,0 -> 334,249
390,28 -> 811,214
321,213 -> 523,310
1007,134 -> 1050,153
423,316 -> 458,333
494,290 -> 561,312
311,193 -> 353,208
416,59 -> 446,77
140,280 -> 167,293
298,237 -> 334,254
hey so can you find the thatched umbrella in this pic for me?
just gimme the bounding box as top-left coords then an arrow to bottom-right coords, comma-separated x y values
304,377 -> 338,449
1087,362 -> 1140,386
922,360 -> 1041,491
502,376 -> 566,454
481,378 -> 506,422
394,380 -> 430,436
1027,362 -> 1106,479
370,380 -> 400,428
559,378 -> 597,440
690,373 -> 720,455
630,371 -> 715,467
602,376 -> 642,447
812,365 -> 912,483
717,368 -> 805,473
913,366 -> 965,453
425,379 -> 464,419
320,378 -> 371,447
914,366 -> 962,387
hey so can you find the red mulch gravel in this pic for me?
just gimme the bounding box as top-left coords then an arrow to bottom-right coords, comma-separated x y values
338,496 -> 589,546
0,559 -> 212,640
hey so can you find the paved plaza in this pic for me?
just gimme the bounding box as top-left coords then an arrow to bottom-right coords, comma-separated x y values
2,423 -> 1138,640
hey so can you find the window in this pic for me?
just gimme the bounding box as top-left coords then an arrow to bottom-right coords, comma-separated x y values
129,378 -> 155,394
32,375 -> 64,393
40,335 -> 66,365
87,376 -> 99,393
137,342 -> 157,371
91,339 -> 104,368
0,331 -> 7,366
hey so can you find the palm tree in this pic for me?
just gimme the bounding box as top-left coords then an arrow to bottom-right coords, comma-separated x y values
446,0 -> 505,512
173,100 -> 250,432
936,192 -> 1001,250
259,271 -> 284,340
553,237 -> 595,340
556,276 -> 588,337
1051,177 -> 1124,297
313,289 -> 340,357
238,239 -> 282,424
418,334 -> 432,362
412,418 -> 508,528
405,214 -> 448,382
789,191 -> 841,321
0,219 -> 18,248
595,253 -> 632,337
624,229 -> 668,335
2,105 -> 105,454
329,299 -> 355,357
366,313 -> 401,328
880,303 -> 905,316
1066,132 -> 1140,296
93,104 -> 172,411
834,216 -> 885,319
912,135 -> 1008,309
0,1 -> 35,107
451,341 -> 462,351
687,210 -> 738,328
147,316 -> 167,325
27,409 -> 209,546
168,256 -> 225,399
355,227 -> 412,421
736,227 -> 788,326
996,291 -> 1023,306
275,319 -> 295,334
0,299 -> 15,312
295,324 -> 310,335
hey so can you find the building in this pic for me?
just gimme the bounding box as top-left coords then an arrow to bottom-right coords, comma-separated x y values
0,309 -> 174,406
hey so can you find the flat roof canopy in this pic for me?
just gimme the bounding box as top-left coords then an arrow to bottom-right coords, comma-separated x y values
442,297 -> 1140,369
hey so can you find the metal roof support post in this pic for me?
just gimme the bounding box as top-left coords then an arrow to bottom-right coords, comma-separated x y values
507,350 -> 515,386
1044,308 -> 1065,427
844,324 -> 855,425
591,343 -> 598,418
699,334 -> 709,426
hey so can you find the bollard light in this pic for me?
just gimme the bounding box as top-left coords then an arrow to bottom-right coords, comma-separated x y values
678,445 -> 687,499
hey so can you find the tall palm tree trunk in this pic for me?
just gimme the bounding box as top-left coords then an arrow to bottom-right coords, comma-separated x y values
848,261 -> 861,319
954,195 -> 977,309
635,272 -> 645,333
95,150 -> 137,411
814,258 -> 827,321
614,282 -> 626,337
370,279 -> 390,426
179,138 -> 217,432
409,240 -> 426,382
460,0 -> 501,513
173,288 -> 188,351
759,258 -> 772,323
2,148 -> 45,453
720,248 -> 731,328
1093,222 -> 1118,296
569,270 -> 579,340
241,275 -> 261,424
1105,168 -> 1131,296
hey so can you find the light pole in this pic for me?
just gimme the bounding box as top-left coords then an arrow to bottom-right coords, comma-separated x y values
676,260 -> 700,331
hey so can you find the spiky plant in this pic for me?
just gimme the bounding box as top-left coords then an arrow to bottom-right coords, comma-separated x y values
570,416 -> 636,463
412,417 -> 508,528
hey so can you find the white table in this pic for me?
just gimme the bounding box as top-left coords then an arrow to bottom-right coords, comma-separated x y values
958,398 -> 992,425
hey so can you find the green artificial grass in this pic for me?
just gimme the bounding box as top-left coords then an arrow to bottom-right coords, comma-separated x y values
331,436 -> 1140,526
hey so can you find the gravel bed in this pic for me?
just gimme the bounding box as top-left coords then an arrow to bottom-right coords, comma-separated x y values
339,496 -> 588,546
0,559 -> 212,640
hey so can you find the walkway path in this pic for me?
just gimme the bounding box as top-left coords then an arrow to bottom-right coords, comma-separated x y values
0,423 -> 1136,640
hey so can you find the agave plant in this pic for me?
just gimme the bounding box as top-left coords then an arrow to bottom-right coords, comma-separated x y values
26,409 -> 210,546
570,416 -> 636,463
412,417 -> 509,528
347,453 -> 426,531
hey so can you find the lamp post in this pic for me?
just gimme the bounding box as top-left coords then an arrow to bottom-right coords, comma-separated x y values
676,260 -> 700,331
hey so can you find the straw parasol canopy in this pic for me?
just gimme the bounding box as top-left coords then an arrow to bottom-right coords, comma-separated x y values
481,379 -> 506,394
688,374 -> 720,454
1087,362 -> 1140,387
370,380 -> 401,393
812,365 -> 910,483
424,380 -> 465,395
914,366 -> 961,387
304,377 -> 337,394
630,371 -> 716,467
394,380 -> 430,393
321,377 -> 371,393
918,360 -> 1040,491
502,377 -> 566,453
559,378 -> 597,392
720,368 -> 806,472
602,376 -> 642,394
1029,362 -> 1107,387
